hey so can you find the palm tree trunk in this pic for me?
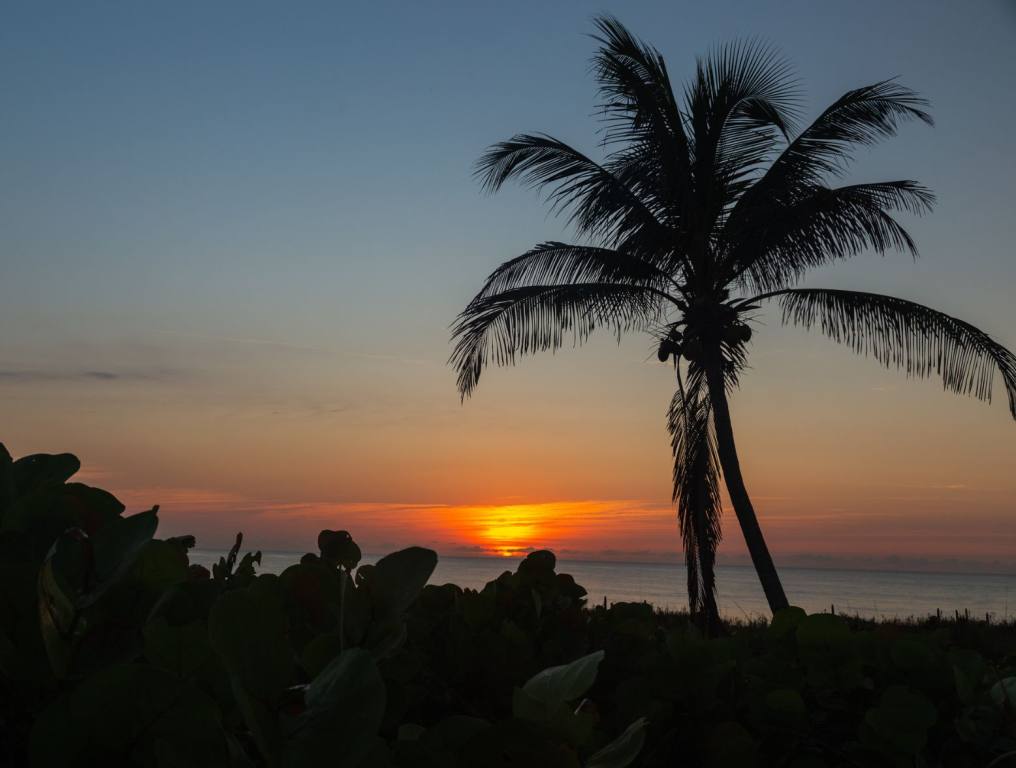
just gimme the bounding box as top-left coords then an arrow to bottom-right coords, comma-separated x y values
704,358 -> 790,613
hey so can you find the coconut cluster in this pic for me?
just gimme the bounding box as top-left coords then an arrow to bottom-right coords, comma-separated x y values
656,299 -> 752,364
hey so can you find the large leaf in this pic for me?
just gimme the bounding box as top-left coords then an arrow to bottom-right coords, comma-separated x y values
37,530 -> 92,677
0,443 -> 15,518
208,575 -> 291,701
85,507 -> 160,603
586,717 -> 648,768
368,547 -> 438,616
283,648 -> 386,768
13,452 -> 80,495
520,650 -> 605,713
990,677 -> 1016,708
318,529 -> 362,570
208,576 -> 292,763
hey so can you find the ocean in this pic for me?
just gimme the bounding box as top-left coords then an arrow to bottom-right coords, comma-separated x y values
189,550 -> 1016,621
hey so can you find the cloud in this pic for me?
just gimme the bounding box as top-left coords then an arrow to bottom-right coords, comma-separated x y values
0,367 -> 181,383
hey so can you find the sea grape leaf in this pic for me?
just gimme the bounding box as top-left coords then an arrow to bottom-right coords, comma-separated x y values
58,483 -> 125,535
520,650 -> 605,714
769,606 -> 806,639
795,613 -> 850,651
301,632 -> 342,679
366,613 -> 408,658
512,687 -> 596,746
283,648 -> 386,768
318,529 -> 362,570
586,717 -> 648,768
950,648 -> 986,704
134,538 -> 190,593
208,575 -> 291,701
13,452 -> 80,494
0,443 -> 15,518
990,677 -> 1016,708
37,529 -> 92,677
369,547 -> 438,616
85,508 -> 159,602
208,577 -> 291,763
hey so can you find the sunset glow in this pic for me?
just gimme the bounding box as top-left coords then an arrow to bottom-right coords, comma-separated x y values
1,1 -> 1014,577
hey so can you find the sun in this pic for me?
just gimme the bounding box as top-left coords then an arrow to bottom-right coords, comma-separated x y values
481,519 -> 537,557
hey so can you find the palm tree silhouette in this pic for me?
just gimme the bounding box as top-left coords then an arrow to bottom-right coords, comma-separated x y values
451,17 -> 1016,620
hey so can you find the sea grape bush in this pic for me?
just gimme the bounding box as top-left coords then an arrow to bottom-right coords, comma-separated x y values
1,445 -> 1015,767
0,446 -> 644,767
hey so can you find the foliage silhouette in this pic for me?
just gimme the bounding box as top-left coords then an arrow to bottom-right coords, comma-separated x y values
450,16 -> 1016,625
0,445 -> 650,767
4,445 -> 1016,765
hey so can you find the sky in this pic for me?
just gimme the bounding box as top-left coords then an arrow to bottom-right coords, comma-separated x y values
1,1 -> 1015,574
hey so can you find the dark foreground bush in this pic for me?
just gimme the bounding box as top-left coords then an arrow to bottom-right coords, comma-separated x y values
2,445 -> 1015,767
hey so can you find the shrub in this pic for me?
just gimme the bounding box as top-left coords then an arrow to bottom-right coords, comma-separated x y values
2,444 -> 1015,766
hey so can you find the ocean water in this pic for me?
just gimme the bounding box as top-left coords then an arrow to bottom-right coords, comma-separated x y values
189,550 -> 1016,621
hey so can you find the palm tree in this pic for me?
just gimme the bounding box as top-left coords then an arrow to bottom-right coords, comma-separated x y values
450,17 -> 1016,620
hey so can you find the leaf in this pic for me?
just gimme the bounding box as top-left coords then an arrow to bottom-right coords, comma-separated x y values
208,575 -> 291,701
768,606 -> 806,639
519,650 -> 606,714
990,677 -> 1016,709
795,613 -> 850,653
283,648 -> 386,768
318,529 -> 362,570
586,717 -> 648,768
37,530 -> 92,677
85,507 -> 159,602
134,538 -> 190,593
368,547 -> 438,616
0,443 -> 15,518
13,452 -> 80,494
301,632 -> 342,679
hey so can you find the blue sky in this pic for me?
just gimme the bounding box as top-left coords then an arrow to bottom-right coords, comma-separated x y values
1,1 -> 1014,568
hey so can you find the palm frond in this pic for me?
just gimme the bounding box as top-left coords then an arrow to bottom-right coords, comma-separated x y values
451,283 -> 664,398
475,133 -> 669,247
708,40 -> 799,172
590,15 -> 688,165
686,40 -> 800,219
748,80 -> 931,194
668,364 -> 722,618
760,289 -> 1016,417
727,181 -> 935,291
476,242 -> 675,298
